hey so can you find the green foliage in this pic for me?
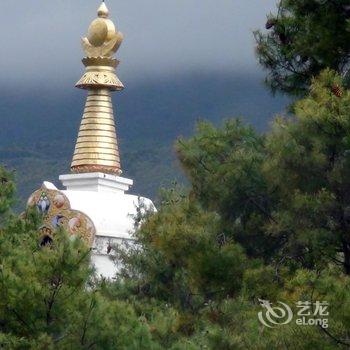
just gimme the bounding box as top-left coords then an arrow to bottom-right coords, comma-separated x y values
116,189 -> 248,309
0,166 -> 15,219
0,216 -> 160,349
4,71 -> 350,348
111,70 -> 350,348
175,70 -> 350,276
255,0 -> 350,95
176,120 -> 276,259
264,70 -> 350,272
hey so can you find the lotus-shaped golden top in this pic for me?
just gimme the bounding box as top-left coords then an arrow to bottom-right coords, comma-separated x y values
82,2 -> 123,58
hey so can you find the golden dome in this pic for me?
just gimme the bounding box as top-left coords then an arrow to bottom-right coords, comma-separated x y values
87,18 -> 116,47
82,1 -> 123,58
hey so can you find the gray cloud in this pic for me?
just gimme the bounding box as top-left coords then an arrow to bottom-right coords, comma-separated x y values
1,0 -> 277,86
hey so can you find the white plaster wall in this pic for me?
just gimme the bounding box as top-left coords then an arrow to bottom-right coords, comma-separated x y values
91,254 -> 118,279
59,174 -> 155,278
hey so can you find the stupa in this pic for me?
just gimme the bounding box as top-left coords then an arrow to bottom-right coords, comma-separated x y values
27,2 -> 155,279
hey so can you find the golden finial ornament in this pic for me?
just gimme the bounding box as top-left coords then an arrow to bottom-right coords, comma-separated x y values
97,2 -> 109,18
81,3 -> 124,60
71,2 -> 124,175
76,1 -> 124,90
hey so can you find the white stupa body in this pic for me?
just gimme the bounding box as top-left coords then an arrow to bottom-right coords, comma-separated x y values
57,173 -> 154,278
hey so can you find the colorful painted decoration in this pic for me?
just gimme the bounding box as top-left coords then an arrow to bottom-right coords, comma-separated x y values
27,184 -> 96,246
52,215 -> 65,228
53,194 -> 65,209
36,192 -> 51,215
69,216 -> 82,233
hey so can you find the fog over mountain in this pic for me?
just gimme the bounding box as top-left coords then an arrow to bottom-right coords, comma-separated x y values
0,72 -> 288,208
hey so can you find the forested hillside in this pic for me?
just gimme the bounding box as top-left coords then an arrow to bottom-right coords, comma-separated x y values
0,72 -> 287,208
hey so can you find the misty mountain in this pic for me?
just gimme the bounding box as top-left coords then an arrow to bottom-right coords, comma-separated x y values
0,71 -> 288,209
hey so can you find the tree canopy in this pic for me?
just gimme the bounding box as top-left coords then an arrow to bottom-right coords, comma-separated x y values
255,0 -> 350,95
2,71 -> 350,348
111,70 -> 350,349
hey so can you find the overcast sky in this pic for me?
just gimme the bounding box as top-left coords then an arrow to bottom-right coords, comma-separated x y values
1,0 -> 277,88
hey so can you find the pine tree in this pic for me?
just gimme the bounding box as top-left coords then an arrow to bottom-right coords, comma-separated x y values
117,70 -> 350,348
255,0 -> 350,95
0,166 -> 15,220
264,69 -> 350,274
112,78 -> 350,346
0,212 -> 158,349
175,70 -> 350,276
115,187 -> 248,310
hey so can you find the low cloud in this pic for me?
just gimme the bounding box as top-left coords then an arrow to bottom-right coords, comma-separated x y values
3,0 -> 277,86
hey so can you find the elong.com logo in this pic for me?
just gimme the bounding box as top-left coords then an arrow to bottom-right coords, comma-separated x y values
258,299 -> 329,328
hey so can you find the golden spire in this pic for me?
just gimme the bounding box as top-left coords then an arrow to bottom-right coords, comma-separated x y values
71,2 -> 124,175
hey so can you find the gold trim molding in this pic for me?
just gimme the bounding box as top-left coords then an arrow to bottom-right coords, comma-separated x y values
76,70 -> 124,90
